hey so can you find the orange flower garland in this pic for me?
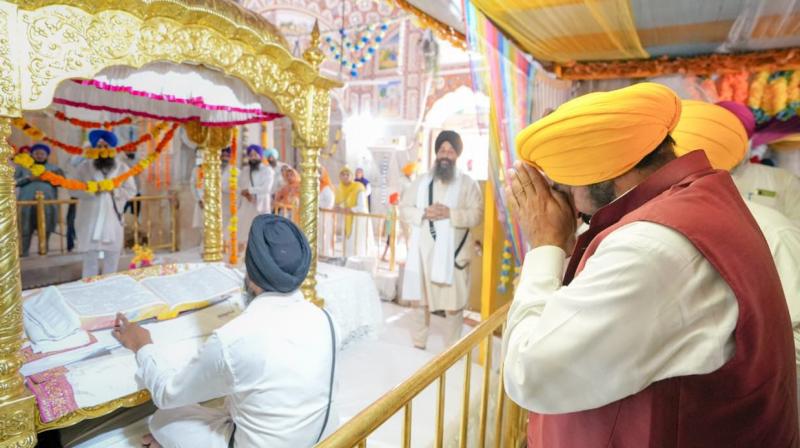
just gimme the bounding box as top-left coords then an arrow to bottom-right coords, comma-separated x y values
229,128 -> 239,265
53,111 -> 132,129
12,117 -> 168,157
13,123 -> 179,193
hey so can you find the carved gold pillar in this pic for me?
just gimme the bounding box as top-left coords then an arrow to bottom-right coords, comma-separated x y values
203,128 -> 232,262
295,134 -> 323,307
201,144 -> 224,262
0,118 -> 36,448
185,123 -> 232,263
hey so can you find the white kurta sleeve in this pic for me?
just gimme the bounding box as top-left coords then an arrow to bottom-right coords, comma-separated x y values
113,175 -> 137,208
782,173 -> 800,223
190,167 -> 203,201
136,334 -> 234,409
502,222 -> 738,414
248,168 -> 273,196
399,179 -> 424,225
449,178 -> 482,229
352,191 -> 368,213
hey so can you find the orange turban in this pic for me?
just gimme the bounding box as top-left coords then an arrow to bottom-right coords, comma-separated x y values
516,82 -> 681,186
402,162 -> 417,177
672,100 -> 748,171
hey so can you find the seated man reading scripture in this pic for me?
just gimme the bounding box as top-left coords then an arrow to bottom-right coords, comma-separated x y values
113,215 -> 338,448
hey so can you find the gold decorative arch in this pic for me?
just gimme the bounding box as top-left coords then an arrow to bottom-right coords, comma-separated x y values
0,1 -> 339,445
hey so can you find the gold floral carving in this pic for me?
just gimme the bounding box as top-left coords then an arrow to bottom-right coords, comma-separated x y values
555,47 -> 800,80
0,402 -> 35,448
0,120 -> 24,405
17,3 -> 339,144
0,6 -> 20,117
34,390 -> 150,432
294,134 -> 323,307
10,0 -> 288,50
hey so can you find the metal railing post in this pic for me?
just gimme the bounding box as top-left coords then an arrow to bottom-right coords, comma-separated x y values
35,191 -> 46,255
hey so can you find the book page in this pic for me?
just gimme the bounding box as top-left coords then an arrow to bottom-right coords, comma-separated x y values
139,265 -> 241,310
58,276 -> 165,321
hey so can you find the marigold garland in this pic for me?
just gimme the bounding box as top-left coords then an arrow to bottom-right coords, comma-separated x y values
13,123 -> 179,193
12,117 -> 168,157
229,128 -> 239,265
53,111 -> 132,129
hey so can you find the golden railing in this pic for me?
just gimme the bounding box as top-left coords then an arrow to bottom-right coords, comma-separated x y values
16,192 -> 180,256
319,207 -> 400,271
317,302 -> 526,447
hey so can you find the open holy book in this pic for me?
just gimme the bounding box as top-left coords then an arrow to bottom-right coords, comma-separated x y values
49,265 -> 241,331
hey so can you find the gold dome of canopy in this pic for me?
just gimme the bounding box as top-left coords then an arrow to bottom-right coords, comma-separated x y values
10,0 -> 290,51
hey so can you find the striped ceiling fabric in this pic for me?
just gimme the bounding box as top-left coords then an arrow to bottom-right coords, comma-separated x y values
467,0 -> 800,63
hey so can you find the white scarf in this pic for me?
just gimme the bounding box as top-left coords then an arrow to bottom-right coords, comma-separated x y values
402,171 -> 462,301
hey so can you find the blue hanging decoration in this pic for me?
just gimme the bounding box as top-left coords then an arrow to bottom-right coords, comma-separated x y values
321,19 -> 393,78
497,240 -> 514,292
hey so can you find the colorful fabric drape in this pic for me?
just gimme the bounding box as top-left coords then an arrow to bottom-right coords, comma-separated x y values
469,0 -> 647,63
465,0 -> 538,265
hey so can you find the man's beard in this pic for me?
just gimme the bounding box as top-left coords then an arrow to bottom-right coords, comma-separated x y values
581,181 -> 616,224
33,160 -> 46,165
249,160 -> 261,170
242,278 -> 260,306
93,157 -> 116,175
434,159 -> 455,182
268,159 -> 277,168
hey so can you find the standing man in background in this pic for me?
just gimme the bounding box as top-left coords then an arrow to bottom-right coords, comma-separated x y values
74,130 -> 137,277
238,145 -> 275,250
15,143 -> 62,256
354,167 -> 372,212
400,130 -> 482,349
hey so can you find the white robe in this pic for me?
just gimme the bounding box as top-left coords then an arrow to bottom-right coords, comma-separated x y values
73,160 -> 137,253
341,190 -> 376,258
137,292 -> 338,448
399,172 -> 482,310
733,161 -> 800,224
318,186 -> 335,258
238,164 -> 274,241
744,200 -> 800,368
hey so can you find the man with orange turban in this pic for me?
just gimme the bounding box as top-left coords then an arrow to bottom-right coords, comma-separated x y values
504,83 -> 797,447
673,100 -> 800,405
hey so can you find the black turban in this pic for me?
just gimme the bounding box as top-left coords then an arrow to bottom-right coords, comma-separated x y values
434,130 -> 463,155
245,215 -> 311,294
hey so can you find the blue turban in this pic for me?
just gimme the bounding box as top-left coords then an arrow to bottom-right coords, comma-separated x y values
264,148 -> 279,160
245,215 -> 311,294
221,146 -> 231,155
30,143 -> 51,156
246,144 -> 264,158
88,129 -> 118,148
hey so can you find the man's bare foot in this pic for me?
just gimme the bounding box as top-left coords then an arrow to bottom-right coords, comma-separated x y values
142,433 -> 162,448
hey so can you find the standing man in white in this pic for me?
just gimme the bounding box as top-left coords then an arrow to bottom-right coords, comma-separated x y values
238,145 -> 274,249
74,130 -> 137,278
400,130 -> 483,349
113,215 -> 338,448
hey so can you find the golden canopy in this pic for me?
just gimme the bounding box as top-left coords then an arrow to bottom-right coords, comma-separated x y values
0,1 -> 338,445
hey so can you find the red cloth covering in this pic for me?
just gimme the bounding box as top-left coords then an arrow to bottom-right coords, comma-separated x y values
528,151 -> 798,447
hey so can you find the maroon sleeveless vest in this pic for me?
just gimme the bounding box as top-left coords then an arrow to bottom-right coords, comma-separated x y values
527,151 -> 798,447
